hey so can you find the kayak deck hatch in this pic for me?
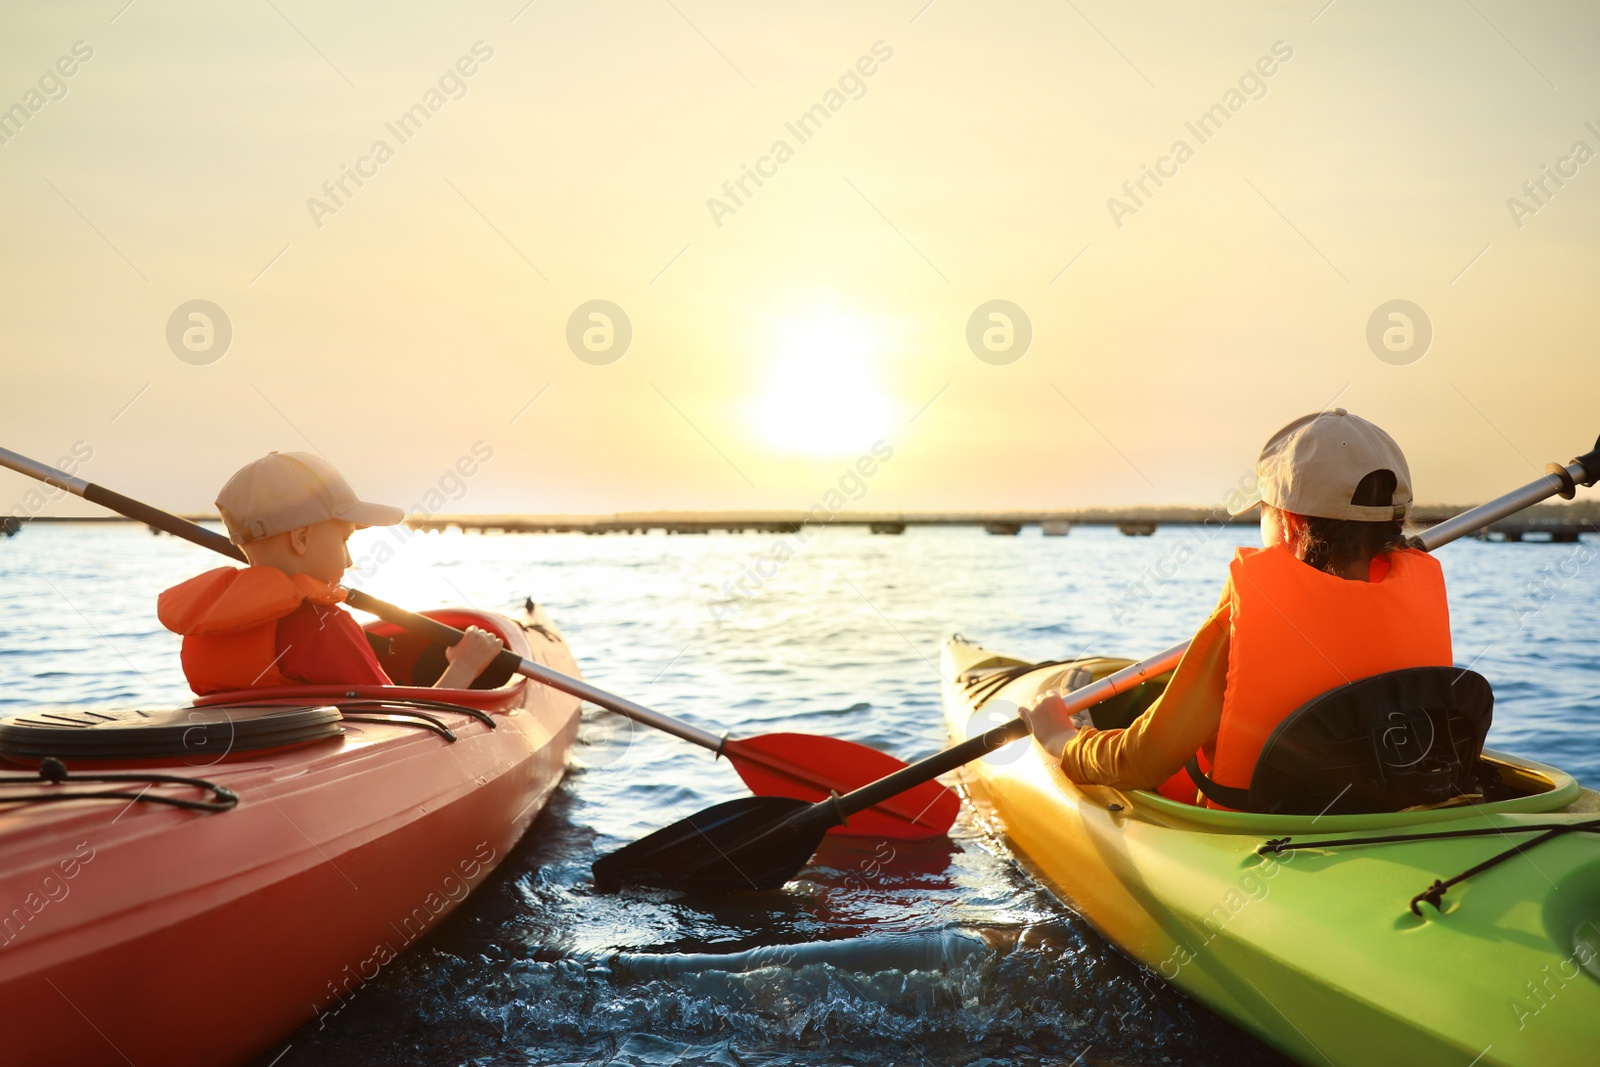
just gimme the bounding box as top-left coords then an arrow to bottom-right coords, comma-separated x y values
0,704 -> 345,760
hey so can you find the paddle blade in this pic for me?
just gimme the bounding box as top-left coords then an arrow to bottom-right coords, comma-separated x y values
724,733 -> 960,841
591,795 -> 829,893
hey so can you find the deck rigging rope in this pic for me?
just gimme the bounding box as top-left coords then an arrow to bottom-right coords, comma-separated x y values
1260,818 -> 1600,914
0,757 -> 238,812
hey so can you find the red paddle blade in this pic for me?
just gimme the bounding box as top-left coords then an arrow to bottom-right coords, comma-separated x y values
723,732 -> 960,840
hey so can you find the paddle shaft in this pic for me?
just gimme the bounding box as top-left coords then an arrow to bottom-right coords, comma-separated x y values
338,592 -> 726,750
785,442 -> 1600,835
827,717 -> 1030,822
0,446 -> 727,752
1413,441 -> 1599,551
804,649 -> 1184,833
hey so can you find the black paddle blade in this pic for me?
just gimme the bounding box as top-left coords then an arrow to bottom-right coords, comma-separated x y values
591,795 -> 832,893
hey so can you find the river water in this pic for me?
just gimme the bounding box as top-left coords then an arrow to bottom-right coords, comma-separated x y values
1,521 -> 1596,1066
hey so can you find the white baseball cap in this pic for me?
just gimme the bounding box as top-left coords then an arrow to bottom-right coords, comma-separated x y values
1228,409 -> 1413,521
216,452 -> 405,544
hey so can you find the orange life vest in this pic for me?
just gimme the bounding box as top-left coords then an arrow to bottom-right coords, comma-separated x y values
1206,544 -> 1452,806
157,566 -> 346,695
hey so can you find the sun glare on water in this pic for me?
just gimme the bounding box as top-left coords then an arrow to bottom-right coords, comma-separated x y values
750,310 -> 897,458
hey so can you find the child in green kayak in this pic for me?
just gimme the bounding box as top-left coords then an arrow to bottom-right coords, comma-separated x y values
1032,409 -> 1453,808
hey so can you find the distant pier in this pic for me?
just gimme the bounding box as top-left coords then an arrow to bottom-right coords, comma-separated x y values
398,506 -> 1594,540
12,506 -> 1594,542
403,509 -> 1262,537
1476,520 -> 1593,543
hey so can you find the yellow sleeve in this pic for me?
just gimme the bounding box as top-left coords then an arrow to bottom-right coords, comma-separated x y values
1057,603 -> 1231,790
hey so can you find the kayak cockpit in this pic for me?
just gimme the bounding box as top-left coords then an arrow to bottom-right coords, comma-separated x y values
193,607 -> 545,712
942,635 -> 1592,835
1110,747 -> 1587,836
362,608 -> 530,689
0,610 -> 548,773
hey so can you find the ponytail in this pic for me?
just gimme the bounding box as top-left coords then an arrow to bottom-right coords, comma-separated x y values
1295,470 -> 1410,576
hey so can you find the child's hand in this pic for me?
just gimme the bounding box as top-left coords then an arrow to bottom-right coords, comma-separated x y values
1021,691 -> 1078,760
435,626 -> 504,687
448,626 -> 503,671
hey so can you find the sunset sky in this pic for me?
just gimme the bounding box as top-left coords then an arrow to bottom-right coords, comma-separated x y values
3,0 -> 1597,517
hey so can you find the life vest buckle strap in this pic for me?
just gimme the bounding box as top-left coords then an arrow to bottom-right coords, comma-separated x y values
1185,756 -> 1250,811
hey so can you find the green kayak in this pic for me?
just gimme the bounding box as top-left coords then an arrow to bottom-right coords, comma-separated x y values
940,634 -> 1600,1067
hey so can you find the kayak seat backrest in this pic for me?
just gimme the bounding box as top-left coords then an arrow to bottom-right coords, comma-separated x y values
1190,667 -> 1495,815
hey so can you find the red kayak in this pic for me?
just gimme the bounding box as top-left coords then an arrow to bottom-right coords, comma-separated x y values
0,607 -> 581,1067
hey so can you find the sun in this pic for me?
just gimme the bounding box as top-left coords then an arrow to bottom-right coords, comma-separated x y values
750,309 -> 897,457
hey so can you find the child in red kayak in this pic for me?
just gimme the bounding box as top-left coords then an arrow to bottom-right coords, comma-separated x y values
1032,409 -> 1452,807
158,451 -> 502,695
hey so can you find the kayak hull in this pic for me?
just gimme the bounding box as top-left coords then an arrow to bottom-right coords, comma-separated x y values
940,634 -> 1600,1067
0,608 -> 581,1067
